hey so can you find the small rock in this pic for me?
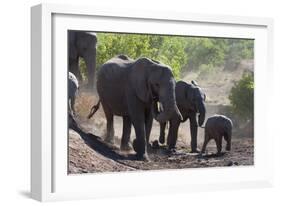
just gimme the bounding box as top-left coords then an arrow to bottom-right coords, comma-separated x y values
226,160 -> 233,166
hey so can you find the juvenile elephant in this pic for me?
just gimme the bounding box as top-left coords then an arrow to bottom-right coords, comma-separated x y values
89,55 -> 182,160
68,72 -> 79,116
159,80 -> 206,152
201,115 -> 232,154
68,31 -> 97,89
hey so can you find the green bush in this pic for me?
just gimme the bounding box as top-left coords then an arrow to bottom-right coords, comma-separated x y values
185,38 -> 227,71
95,33 -> 188,79
229,73 -> 254,120
78,33 -> 254,80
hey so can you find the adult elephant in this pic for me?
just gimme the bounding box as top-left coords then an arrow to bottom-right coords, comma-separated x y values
89,55 -> 182,160
68,31 -> 97,89
158,80 -> 206,152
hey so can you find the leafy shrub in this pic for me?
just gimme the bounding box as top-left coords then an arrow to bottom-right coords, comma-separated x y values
96,33 -> 188,79
229,73 -> 254,120
184,38 -> 227,71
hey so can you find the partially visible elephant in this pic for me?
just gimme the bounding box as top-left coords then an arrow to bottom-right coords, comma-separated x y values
201,115 -> 232,154
89,55 -> 182,160
68,31 -> 97,89
68,72 -> 79,116
159,80 -> 206,152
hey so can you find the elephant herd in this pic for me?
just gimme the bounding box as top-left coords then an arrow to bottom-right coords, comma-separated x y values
68,31 -> 233,161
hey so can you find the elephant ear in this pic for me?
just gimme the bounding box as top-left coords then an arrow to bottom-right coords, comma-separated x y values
130,58 -> 152,103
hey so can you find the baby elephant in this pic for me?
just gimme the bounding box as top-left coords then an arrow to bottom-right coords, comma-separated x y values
201,115 -> 232,154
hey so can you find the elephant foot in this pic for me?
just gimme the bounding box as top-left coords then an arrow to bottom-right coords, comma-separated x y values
151,140 -> 160,149
104,136 -> 114,145
159,136 -> 165,144
132,139 -> 150,161
216,152 -> 225,157
168,147 -> 177,153
226,145 -> 231,151
132,139 -> 137,152
168,144 -> 176,151
135,153 -> 150,162
199,150 -> 205,156
120,143 -> 133,151
190,148 -> 200,153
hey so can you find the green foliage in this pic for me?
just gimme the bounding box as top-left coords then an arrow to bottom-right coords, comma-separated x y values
229,73 -> 254,120
184,38 -> 254,71
78,32 -> 254,79
96,33 -> 188,79
185,38 -> 228,70
155,36 -> 188,78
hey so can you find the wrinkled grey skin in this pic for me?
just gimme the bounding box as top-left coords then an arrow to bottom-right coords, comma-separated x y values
68,31 -> 97,89
68,72 -> 79,116
159,81 -> 206,152
96,55 -> 182,160
201,115 -> 233,154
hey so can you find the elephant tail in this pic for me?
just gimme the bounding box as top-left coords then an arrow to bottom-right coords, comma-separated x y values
87,99 -> 101,119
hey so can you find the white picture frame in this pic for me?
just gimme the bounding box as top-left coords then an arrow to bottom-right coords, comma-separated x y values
31,3 -> 274,202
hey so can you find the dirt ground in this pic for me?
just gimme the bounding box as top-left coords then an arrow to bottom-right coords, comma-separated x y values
68,125 -> 254,174
68,60 -> 254,174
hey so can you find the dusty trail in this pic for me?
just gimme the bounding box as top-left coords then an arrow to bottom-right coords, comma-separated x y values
68,119 -> 254,174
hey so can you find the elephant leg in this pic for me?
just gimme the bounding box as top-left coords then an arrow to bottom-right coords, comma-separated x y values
189,114 -> 200,153
120,116 -> 132,151
159,121 -> 167,144
84,51 -> 96,89
201,133 -> 210,154
103,104 -> 114,144
215,136 -> 222,154
132,121 -> 147,160
129,98 -> 148,160
224,133 -> 231,151
167,119 -> 181,150
145,108 -> 153,147
69,58 -> 82,82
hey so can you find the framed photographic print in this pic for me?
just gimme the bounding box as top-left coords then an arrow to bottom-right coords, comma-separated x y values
31,3 -> 274,201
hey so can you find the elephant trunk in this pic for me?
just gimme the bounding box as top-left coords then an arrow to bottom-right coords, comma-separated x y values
198,101 -> 206,127
84,49 -> 96,90
154,84 -> 183,123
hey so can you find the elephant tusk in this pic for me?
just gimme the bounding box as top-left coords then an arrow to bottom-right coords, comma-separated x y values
158,102 -> 164,112
152,101 -> 160,118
